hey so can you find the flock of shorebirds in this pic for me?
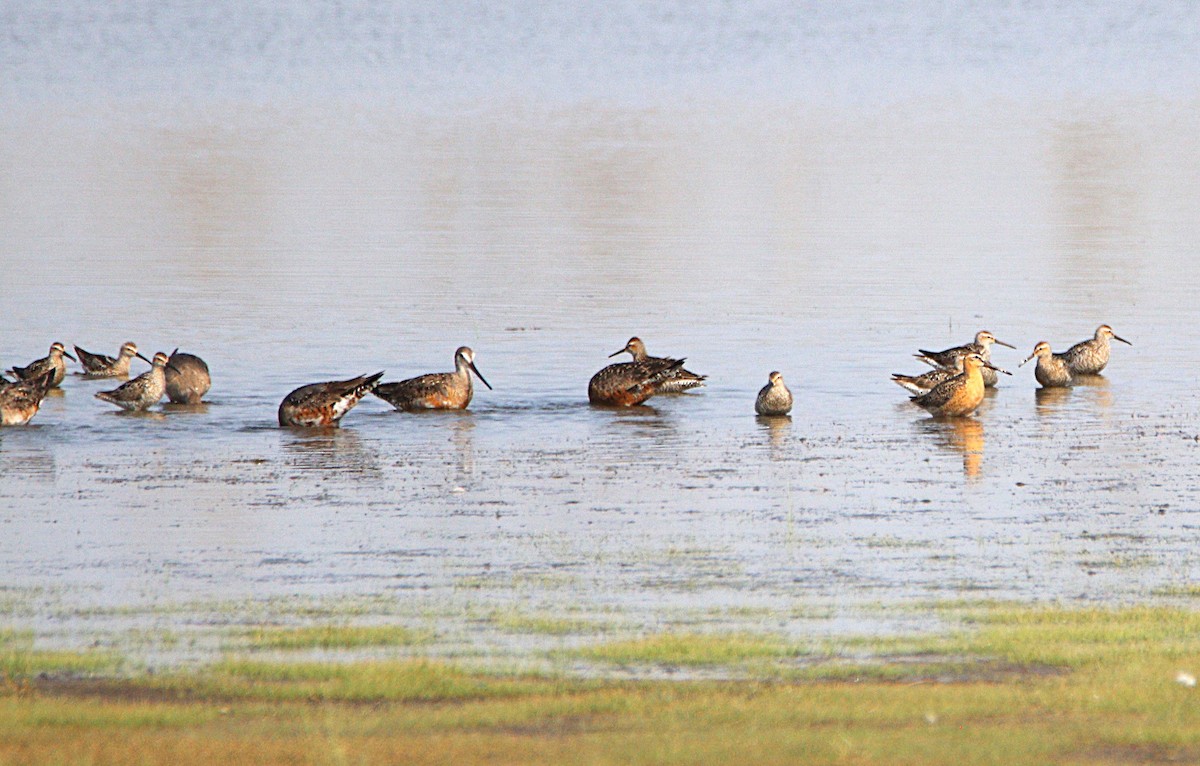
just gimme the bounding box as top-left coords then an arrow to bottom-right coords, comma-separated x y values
0,325 -> 1129,428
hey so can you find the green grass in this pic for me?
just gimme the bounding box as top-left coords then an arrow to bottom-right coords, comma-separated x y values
0,631 -> 120,680
234,624 -> 431,651
488,610 -> 606,636
3,605 -> 1200,764
571,632 -> 805,667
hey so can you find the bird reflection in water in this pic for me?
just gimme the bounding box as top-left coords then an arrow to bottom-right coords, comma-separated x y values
756,414 -> 791,455
449,412 -> 477,482
1035,385 -> 1073,416
163,401 -> 211,415
1071,373 -> 1113,411
919,417 -> 985,480
281,427 -> 381,476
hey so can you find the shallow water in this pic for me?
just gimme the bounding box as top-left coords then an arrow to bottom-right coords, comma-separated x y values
2,3 -> 1200,666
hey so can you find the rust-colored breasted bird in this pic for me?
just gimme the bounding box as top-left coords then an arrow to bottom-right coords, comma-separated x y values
0,369 -> 56,426
588,349 -> 687,407
373,347 -> 491,411
911,352 -> 1011,417
278,372 -> 384,427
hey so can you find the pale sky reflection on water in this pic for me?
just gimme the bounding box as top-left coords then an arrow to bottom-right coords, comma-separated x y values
1,2 -> 1199,666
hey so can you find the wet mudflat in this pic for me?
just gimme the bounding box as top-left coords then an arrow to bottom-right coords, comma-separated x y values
2,4 -> 1200,671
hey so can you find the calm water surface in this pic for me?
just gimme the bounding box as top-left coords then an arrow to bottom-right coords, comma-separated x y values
2,3 -> 1199,667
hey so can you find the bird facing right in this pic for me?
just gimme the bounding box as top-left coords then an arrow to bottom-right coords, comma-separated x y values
911,352 -> 1011,417
1058,324 -> 1131,375
75,342 -> 148,378
95,352 -> 173,412
7,342 -> 76,388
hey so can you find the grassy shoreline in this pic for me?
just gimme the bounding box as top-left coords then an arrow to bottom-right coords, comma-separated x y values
3,604 -> 1199,764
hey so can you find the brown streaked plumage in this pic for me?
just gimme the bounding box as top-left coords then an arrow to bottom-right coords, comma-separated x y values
755,371 -> 793,416
0,369 -> 56,426
1019,341 -> 1073,388
373,347 -> 491,411
278,372 -> 384,427
94,352 -> 172,411
610,337 -> 706,393
911,352 -> 1011,417
7,342 -> 76,388
75,342 -> 149,378
915,330 -> 1015,388
1059,324 -> 1131,375
891,356 -> 965,395
588,356 -> 686,407
165,349 -> 211,404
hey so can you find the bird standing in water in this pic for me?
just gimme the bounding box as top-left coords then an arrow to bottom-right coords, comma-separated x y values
373,347 -> 491,411
7,342 -> 76,388
75,342 -> 148,378
94,352 -> 174,412
0,369 -> 56,426
1058,324 -> 1131,375
278,372 -> 384,427
755,371 -> 793,416
911,352 -> 1011,417
609,337 -> 706,393
915,330 -> 1015,388
1019,342 -> 1073,388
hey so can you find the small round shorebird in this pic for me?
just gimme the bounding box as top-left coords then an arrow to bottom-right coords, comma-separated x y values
610,337 -> 706,393
7,342 -> 76,388
1059,324 -> 1131,375
891,356 -> 964,395
75,342 -> 149,378
910,352 -> 1011,417
94,352 -> 174,411
1019,342 -> 1073,388
165,349 -> 211,404
915,330 -> 1015,388
372,347 -> 491,411
0,370 -> 56,426
755,371 -> 793,416
278,372 -> 384,427
588,354 -> 688,407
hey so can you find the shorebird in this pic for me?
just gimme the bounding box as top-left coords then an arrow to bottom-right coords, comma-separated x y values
372,347 -> 491,411
891,356 -> 964,395
755,371 -> 793,416
910,352 -> 1011,417
1058,324 -> 1131,375
165,349 -> 211,404
1019,342 -> 1073,388
0,370 -> 56,426
915,330 -> 1015,388
75,342 -> 149,378
94,352 -> 173,411
278,372 -> 384,427
588,355 -> 687,407
610,337 -> 706,393
7,342 -> 76,388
